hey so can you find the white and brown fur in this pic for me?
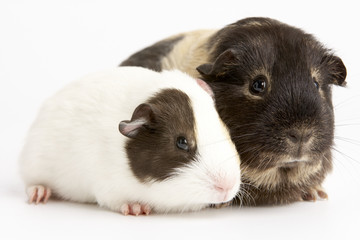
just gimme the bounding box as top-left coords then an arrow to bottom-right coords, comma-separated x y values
19,67 -> 241,215
120,17 -> 347,205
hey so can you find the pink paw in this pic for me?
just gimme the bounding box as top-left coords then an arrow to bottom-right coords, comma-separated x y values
26,185 -> 51,204
120,203 -> 151,216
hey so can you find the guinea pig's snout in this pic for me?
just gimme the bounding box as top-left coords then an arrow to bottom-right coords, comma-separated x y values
286,128 -> 314,157
212,177 -> 239,203
287,129 -> 313,144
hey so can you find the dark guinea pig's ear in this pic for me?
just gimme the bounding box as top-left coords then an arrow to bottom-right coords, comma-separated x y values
196,49 -> 237,81
119,103 -> 155,138
327,55 -> 347,86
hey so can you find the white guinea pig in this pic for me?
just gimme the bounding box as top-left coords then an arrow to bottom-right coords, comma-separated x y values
19,67 -> 241,216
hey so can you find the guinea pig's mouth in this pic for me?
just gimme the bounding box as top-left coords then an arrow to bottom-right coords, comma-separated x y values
278,158 -> 308,168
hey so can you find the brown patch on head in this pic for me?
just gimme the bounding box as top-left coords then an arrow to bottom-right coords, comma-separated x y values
122,89 -> 198,182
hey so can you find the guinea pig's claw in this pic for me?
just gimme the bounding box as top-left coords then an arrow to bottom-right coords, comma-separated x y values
120,204 -> 130,216
142,204 -> 151,215
317,190 -> 328,199
26,185 -> 51,204
120,203 -> 151,216
302,187 -> 328,202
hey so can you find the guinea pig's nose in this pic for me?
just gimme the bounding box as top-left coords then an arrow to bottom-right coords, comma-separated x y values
213,178 -> 237,193
287,129 -> 313,144
211,174 -> 240,203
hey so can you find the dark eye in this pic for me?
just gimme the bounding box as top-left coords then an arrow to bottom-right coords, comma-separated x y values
313,80 -> 320,90
250,75 -> 267,94
176,136 -> 189,151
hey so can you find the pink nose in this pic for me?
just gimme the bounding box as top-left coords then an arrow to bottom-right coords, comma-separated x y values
214,177 -> 237,192
213,178 -> 238,202
214,185 -> 231,192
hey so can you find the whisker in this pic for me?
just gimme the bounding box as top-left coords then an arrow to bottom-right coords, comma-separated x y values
331,147 -> 360,166
334,94 -> 360,109
231,133 -> 259,139
239,187 -> 256,206
233,191 -> 243,208
335,136 -> 360,146
335,123 -> 360,127
238,144 -> 269,156
330,151 -> 360,186
240,182 -> 259,190
335,117 -> 360,126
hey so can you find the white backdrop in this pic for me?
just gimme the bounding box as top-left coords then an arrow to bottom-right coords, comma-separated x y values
1,1 -> 359,239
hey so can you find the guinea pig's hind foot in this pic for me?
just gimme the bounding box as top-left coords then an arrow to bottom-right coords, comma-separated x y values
26,185 -> 52,204
302,187 -> 328,202
120,203 -> 151,216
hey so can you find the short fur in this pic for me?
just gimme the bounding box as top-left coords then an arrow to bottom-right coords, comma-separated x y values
19,67 -> 241,214
121,35 -> 184,72
120,18 -> 347,205
125,89 -> 198,181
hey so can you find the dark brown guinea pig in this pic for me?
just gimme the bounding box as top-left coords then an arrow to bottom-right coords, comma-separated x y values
120,17 -> 347,205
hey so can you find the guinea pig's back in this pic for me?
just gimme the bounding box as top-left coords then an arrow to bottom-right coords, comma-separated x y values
160,29 -> 216,77
18,67 -> 169,202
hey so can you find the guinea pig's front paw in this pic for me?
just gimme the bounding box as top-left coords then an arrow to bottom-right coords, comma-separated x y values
302,187 -> 328,202
26,185 -> 52,204
120,203 -> 151,216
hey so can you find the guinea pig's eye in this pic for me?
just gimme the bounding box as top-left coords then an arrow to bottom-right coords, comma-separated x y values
176,136 -> 189,151
250,75 -> 267,95
314,80 -> 320,90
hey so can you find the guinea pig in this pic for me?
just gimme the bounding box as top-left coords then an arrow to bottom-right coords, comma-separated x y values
19,67 -> 241,215
120,17 -> 347,205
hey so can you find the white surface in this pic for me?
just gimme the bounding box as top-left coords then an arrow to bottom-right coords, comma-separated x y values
1,1 -> 360,239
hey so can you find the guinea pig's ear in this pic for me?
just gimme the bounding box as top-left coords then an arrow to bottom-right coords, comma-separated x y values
119,103 -> 155,138
195,78 -> 214,98
326,55 -> 347,86
196,49 -> 237,81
